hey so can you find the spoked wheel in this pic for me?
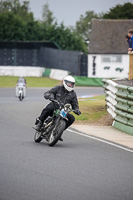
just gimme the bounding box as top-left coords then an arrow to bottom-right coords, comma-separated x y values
34,131 -> 42,143
48,120 -> 66,147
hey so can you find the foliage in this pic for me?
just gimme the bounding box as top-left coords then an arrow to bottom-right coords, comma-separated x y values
0,12 -> 26,41
42,3 -> 55,25
103,3 -> 133,19
0,0 -> 87,53
75,11 -> 101,40
41,23 -> 87,53
0,0 -> 33,21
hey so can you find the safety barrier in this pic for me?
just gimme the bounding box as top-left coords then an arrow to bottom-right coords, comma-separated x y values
0,66 -> 45,77
103,79 -> 133,135
0,66 -> 68,80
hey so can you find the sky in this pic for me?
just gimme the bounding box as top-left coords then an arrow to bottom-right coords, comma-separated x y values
21,0 -> 133,27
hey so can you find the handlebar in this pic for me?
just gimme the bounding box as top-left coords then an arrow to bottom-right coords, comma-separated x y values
51,99 -> 64,106
50,99 -> 81,115
50,99 -> 60,104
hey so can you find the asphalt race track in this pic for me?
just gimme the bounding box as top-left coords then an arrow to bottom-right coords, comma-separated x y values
0,87 -> 133,200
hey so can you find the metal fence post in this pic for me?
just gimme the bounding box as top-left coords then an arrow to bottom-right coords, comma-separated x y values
128,53 -> 133,80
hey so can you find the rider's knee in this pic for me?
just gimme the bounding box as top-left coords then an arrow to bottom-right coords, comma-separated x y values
69,114 -> 75,124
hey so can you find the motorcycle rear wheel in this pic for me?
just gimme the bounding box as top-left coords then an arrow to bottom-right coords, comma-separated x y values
34,131 -> 42,143
48,119 -> 66,147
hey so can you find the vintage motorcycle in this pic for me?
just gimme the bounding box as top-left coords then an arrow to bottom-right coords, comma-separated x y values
18,86 -> 24,101
16,84 -> 26,101
34,100 -> 74,147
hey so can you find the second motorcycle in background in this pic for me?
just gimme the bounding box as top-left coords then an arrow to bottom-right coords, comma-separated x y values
16,76 -> 27,101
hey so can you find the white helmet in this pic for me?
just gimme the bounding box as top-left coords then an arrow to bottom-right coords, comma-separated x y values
63,75 -> 75,92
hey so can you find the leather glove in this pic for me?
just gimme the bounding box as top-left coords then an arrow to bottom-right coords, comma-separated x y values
44,92 -> 54,101
53,100 -> 60,109
49,97 -> 55,101
74,109 -> 81,115
44,93 -> 50,99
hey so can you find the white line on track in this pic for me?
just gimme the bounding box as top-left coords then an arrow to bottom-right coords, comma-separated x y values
68,129 -> 133,153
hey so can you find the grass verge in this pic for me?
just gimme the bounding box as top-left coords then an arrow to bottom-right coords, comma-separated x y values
0,76 -> 60,87
74,95 -> 112,126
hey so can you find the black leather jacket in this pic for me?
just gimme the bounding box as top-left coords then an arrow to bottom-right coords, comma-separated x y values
44,85 -> 79,110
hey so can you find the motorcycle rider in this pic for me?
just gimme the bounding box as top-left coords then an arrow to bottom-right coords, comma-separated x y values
16,76 -> 27,98
35,76 -> 81,138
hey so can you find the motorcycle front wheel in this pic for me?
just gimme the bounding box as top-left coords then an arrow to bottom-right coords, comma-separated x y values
34,131 -> 42,143
48,119 -> 66,147
19,93 -> 22,101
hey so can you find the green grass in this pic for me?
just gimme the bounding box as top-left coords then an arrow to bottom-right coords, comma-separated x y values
0,76 -> 60,87
73,95 -> 108,124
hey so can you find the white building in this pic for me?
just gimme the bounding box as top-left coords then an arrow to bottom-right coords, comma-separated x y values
88,19 -> 133,78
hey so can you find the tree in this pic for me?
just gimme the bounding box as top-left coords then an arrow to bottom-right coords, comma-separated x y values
103,3 -> 133,19
0,0 -> 87,53
42,3 -> 55,26
0,0 -> 33,21
0,12 -> 26,41
42,23 -> 88,53
75,11 -> 102,39
0,0 -> 42,41
0,0 -> 12,12
25,20 -> 43,41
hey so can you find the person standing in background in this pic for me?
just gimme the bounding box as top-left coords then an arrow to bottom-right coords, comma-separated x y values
125,34 -> 132,50
128,29 -> 133,52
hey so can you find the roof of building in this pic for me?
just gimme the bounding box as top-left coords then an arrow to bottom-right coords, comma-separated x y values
88,19 -> 133,54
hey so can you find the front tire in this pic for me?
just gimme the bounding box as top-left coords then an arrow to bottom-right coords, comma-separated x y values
48,119 -> 66,147
34,131 -> 42,143
19,93 -> 22,101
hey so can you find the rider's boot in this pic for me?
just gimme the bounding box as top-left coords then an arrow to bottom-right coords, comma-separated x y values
35,118 -> 43,131
59,137 -> 63,142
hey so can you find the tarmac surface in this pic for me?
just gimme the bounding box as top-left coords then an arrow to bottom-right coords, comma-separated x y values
72,125 -> 133,149
1,87 -> 133,200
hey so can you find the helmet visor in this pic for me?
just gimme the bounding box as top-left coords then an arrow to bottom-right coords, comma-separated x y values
64,80 -> 75,88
